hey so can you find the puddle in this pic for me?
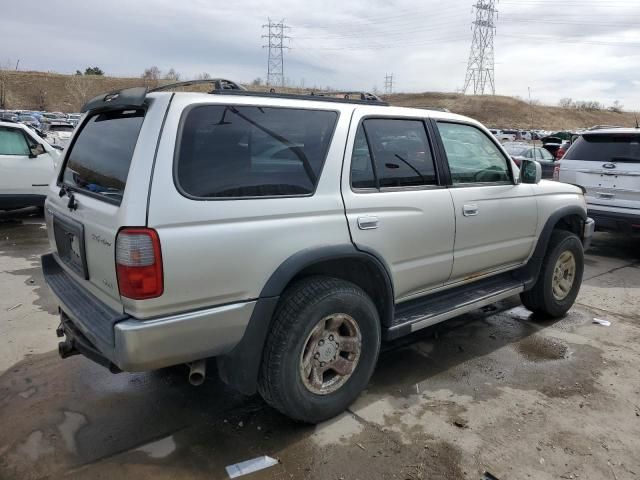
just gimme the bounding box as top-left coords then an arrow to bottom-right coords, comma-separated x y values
515,335 -> 568,362
16,430 -> 54,462
58,411 -> 88,454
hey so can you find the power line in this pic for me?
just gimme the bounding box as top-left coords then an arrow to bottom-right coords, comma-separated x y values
463,0 -> 497,95
262,18 -> 290,87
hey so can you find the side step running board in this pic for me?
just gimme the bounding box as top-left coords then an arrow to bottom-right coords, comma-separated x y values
385,274 -> 524,340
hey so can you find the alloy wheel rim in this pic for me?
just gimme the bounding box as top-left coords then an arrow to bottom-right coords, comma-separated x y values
552,250 -> 576,301
299,313 -> 362,395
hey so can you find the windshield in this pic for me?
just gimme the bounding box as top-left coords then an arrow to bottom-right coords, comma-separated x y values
564,134 -> 640,162
62,109 -> 144,204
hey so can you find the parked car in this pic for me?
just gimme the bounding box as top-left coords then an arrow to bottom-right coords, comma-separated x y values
0,112 -> 17,122
557,128 -> 640,234
494,129 -> 519,142
42,83 -> 593,423
16,113 -> 42,130
67,113 -> 82,127
43,120 -> 75,148
502,142 -> 557,178
0,121 -> 60,210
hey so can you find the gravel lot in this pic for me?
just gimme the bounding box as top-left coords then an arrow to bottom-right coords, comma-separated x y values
1,209 -> 639,480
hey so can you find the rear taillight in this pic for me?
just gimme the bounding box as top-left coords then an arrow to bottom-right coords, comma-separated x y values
556,147 -> 566,160
116,228 -> 163,300
553,162 -> 561,181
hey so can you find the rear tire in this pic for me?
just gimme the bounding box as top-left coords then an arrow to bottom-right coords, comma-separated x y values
520,230 -> 584,318
258,276 -> 380,423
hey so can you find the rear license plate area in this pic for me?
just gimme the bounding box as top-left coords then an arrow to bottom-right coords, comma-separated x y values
53,215 -> 88,279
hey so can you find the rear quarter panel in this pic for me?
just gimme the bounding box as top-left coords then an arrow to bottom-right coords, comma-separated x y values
141,95 -> 354,319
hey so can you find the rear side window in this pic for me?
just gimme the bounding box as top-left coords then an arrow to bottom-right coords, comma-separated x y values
565,134 -> 640,162
350,118 -> 437,189
62,109 -> 145,204
176,105 -> 338,198
0,127 -> 30,156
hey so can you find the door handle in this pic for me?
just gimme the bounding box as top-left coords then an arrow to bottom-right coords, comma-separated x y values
357,216 -> 379,230
463,204 -> 479,217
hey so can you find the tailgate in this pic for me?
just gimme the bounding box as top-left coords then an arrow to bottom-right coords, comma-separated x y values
44,93 -> 172,312
560,133 -> 640,210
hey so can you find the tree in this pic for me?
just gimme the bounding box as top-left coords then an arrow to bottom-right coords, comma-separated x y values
250,77 -> 263,86
197,72 -> 212,80
33,88 -> 47,111
558,97 -> 573,109
0,61 -> 11,109
610,100 -> 623,113
75,70 -> 83,76
84,66 -> 104,76
142,66 -> 161,80
66,75 -> 94,109
164,68 -> 180,81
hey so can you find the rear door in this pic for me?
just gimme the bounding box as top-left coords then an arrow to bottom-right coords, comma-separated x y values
560,133 -> 640,210
44,94 -> 172,311
341,111 -> 456,300
533,147 -> 556,179
433,120 -> 538,282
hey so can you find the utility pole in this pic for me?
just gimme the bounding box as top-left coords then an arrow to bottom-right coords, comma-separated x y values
463,0 -> 497,95
384,73 -> 394,95
528,86 -> 534,130
262,19 -> 290,87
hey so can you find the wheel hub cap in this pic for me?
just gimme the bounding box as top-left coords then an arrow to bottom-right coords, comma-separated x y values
552,250 -> 576,301
300,313 -> 362,395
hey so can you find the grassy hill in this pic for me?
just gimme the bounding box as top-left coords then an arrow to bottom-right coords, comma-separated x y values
0,70 -> 634,131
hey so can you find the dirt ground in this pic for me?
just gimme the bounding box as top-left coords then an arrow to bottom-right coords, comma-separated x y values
0,208 -> 639,480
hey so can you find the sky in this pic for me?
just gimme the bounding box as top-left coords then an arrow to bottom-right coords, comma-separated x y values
1,0 -> 639,109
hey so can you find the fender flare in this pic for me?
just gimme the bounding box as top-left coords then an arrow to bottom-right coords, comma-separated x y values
217,244 -> 394,395
515,205 -> 587,289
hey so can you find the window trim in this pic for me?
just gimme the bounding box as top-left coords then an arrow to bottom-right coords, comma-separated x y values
348,115 -> 445,194
173,103 -> 341,202
0,126 -> 33,157
432,119 -> 516,188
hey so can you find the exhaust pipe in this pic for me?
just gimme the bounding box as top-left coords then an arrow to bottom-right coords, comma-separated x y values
188,360 -> 206,386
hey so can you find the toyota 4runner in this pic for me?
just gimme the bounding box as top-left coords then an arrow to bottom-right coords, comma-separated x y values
42,80 -> 594,423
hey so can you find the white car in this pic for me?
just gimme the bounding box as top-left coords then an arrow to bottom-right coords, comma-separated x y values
557,128 -> 640,235
44,121 -> 75,148
0,121 -> 61,210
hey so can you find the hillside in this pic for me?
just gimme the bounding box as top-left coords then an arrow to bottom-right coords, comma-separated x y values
0,70 -> 634,131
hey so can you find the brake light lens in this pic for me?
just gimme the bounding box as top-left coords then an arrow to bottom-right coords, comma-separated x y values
116,228 -> 163,299
556,147 -> 566,160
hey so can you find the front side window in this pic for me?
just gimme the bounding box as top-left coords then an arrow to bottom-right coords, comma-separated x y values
350,118 -> 437,189
176,105 -> 338,198
0,127 -> 30,156
437,122 -> 511,184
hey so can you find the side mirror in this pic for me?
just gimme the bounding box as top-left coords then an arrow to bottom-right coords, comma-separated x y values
520,159 -> 542,184
29,144 -> 46,158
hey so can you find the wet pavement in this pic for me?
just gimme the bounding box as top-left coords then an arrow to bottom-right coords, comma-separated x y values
1,209 -> 639,479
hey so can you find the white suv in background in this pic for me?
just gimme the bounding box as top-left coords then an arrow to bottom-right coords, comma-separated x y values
0,120 -> 61,211
558,128 -> 640,235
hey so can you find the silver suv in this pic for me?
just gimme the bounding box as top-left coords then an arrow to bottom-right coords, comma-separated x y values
42,80 -> 594,423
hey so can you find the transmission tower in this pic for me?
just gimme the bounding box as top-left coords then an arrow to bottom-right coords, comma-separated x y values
262,18 -> 290,87
384,73 -> 394,95
463,0 -> 497,95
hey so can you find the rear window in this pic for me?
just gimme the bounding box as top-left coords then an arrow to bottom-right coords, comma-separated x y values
565,134 -> 640,162
62,109 -> 144,204
176,105 -> 338,198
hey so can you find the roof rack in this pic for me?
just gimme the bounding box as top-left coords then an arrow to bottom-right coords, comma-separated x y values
209,89 -> 389,106
313,91 -> 383,102
149,78 -> 247,93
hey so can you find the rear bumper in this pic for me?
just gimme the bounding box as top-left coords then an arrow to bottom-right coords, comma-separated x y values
42,253 -> 254,371
588,208 -> 640,234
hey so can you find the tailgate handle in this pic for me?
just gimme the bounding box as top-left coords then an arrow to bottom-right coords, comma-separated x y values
596,192 -> 615,200
357,216 -> 379,230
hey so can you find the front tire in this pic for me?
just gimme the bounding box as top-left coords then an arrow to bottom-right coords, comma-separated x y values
258,276 -> 381,423
520,230 -> 584,318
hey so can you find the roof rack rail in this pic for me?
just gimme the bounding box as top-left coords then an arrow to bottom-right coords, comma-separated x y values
149,79 -> 247,93
313,91 -> 383,102
209,89 -> 389,106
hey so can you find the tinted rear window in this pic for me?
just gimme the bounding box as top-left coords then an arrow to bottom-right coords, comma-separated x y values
176,105 -> 338,198
565,134 -> 640,162
62,109 -> 144,204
